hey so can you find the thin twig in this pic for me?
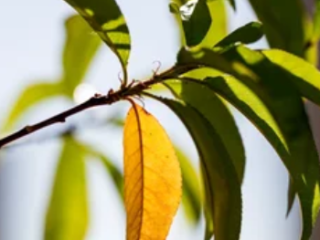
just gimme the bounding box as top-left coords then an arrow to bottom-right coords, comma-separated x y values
0,64 -> 200,149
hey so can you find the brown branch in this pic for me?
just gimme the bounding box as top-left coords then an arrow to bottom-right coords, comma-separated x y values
0,93 -> 115,149
0,63 -> 200,149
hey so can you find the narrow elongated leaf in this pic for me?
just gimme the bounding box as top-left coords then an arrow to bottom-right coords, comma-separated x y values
263,49 -> 320,105
65,0 -> 131,73
86,148 -> 123,200
123,103 -> 182,240
2,82 -> 62,132
165,79 -> 245,182
203,0 -> 227,47
175,147 -> 202,225
62,15 -> 101,96
147,95 -> 242,240
45,136 -> 88,240
170,0 -> 227,48
247,0 -> 307,57
180,0 -> 212,47
176,46 -> 320,239
214,22 -> 264,48
221,45 -> 320,240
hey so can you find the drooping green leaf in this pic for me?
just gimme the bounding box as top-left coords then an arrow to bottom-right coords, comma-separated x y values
214,22 -> 264,49
263,49 -> 320,105
176,46 -> 320,239
65,0 -> 131,78
45,136 -> 88,240
147,94 -> 242,240
62,15 -> 101,96
86,148 -> 123,200
2,82 -> 63,132
221,45 -> 320,240
165,79 -> 246,183
247,0 -> 307,57
175,146 -> 202,225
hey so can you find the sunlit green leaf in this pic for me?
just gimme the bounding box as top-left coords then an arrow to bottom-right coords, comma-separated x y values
2,82 -> 63,132
148,95 -> 242,240
214,22 -> 264,48
221,45 -> 320,240
175,146 -> 202,225
65,0 -> 131,79
203,0 -> 227,47
45,136 -> 88,240
263,49 -> 320,105
62,15 -> 101,96
176,46 -> 320,239
165,79 -> 245,183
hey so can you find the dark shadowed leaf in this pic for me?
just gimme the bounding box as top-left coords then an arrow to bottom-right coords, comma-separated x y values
147,95 -> 242,240
214,22 -> 264,48
313,1 -> 320,40
179,0 -> 212,47
247,0 -> 307,57
170,0 -> 227,48
62,15 -> 101,96
64,0 -> 131,77
45,136 -> 88,240
2,82 -> 63,132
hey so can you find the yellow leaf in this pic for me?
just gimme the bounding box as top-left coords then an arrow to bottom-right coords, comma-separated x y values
123,103 -> 182,240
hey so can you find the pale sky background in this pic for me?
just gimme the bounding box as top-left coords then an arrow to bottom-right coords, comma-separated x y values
0,0 -> 302,239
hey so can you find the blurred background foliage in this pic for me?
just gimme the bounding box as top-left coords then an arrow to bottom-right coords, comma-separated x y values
1,0 -> 320,239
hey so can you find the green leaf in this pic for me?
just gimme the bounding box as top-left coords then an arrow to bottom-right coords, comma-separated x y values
2,82 -> 63,132
247,0 -> 307,57
263,49 -> 320,106
214,22 -> 264,48
175,146 -> 202,225
221,45 -> 320,240
165,79 -> 246,183
180,0 -> 212,47
313,0 -> 320,40
62,15 -> 101,96
176,46 -> 320,239
45,136 -> 88,240
148,94 -> 242,240
65,0 -> 131,79
170,0 -> 227,48
86,148 -> 124,200
203,0 -> 227,47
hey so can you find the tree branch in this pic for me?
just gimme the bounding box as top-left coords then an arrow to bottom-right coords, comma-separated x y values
0,63 -> 200,149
